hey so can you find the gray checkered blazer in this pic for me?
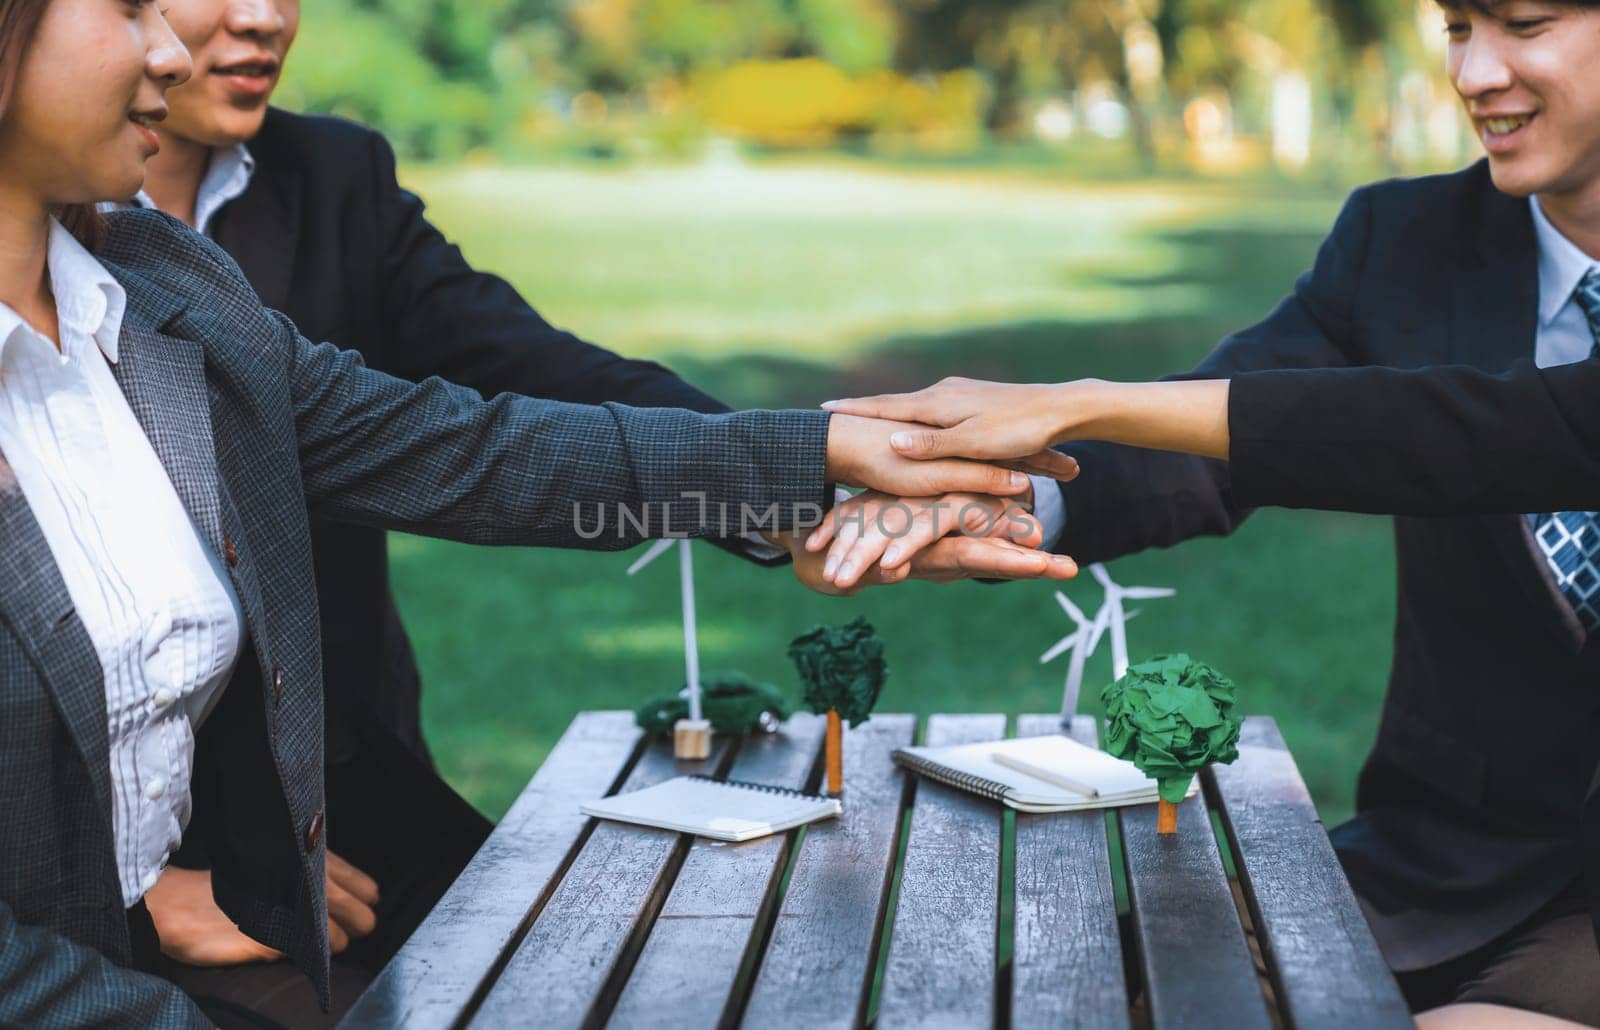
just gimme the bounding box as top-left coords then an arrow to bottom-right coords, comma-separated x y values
0,209 -> 829,1027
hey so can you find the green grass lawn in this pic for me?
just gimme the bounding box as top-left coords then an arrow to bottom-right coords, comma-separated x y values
392,159 -> 1391,825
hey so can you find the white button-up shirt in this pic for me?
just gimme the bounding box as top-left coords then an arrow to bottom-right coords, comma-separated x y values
0,220 -> 243,906
123,142 -> 256,239
1530,196 -> 1600,368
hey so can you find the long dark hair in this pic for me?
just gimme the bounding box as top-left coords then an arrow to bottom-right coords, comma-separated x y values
0,0 -> 106,250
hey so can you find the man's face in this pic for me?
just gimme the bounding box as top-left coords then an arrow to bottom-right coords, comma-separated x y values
160,0 -> 301,148
1445,2 -> 1600,200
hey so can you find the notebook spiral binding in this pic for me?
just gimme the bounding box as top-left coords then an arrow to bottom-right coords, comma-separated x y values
687,774 -> 827,800
890,750 -> 1012,802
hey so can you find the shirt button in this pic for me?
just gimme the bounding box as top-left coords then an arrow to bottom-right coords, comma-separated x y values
144,778 -> 166,801
273,666 -> 284,705
141,869 -> 159,893
152,688 -> 176,709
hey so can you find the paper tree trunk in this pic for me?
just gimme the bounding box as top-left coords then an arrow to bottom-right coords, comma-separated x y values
826,709 -> 843,796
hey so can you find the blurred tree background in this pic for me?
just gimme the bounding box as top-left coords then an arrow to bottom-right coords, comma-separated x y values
271,1 -> 1486,822
277,0 -> 1466,174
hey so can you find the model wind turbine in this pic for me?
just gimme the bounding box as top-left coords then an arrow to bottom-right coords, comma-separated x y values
1088,563 -> 1175,681
1040,590 -> 1108,721
1041,589 -> 1146,720
627,539 -> 710,759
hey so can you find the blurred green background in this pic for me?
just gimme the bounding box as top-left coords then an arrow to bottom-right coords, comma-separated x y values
278,0 -> 1475,824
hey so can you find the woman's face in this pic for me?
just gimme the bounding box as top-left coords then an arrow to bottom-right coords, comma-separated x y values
0,0 -> 191,208
160,0 -> 299,148
1446,2 -> 1600,201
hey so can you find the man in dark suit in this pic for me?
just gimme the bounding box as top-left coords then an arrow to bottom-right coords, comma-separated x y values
1041,3 -> 1600,1023
130,1 -> 1069,1019
1062,4 -> 1600,1023
820,1 -> 1600,1025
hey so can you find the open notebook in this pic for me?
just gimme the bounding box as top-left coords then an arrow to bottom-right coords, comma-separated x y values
581,775 -> 842,842
892,732 -> 1196,813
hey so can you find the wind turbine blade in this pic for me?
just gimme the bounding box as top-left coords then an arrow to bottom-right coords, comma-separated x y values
1088,562 -> 1115,590
1085,601 -> 1114,654
1039,633 -> 1080,665
1122,587 -> 1176,600
1053,590 -> 1090,627
625,538 -> 677,576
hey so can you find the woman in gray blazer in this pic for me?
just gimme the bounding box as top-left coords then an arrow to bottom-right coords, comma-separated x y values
0,1 -> 1080,1026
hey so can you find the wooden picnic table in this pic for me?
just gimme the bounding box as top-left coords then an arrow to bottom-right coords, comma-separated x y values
340,712 -> 1411,1029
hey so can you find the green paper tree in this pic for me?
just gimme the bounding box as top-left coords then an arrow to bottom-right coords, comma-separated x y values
1100,654 -> 1242,829
634,673 -> 793,738
789,616 -> 888,794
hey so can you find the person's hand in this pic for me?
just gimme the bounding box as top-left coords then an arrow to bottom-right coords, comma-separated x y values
146,866 -> 282,966
323,850 -> 381,949
824,411 -> 1077,496
823,378 -> 1081,464
146,852 -> 380,966
807,489 -> 1073,590
772,490 -> 1076,593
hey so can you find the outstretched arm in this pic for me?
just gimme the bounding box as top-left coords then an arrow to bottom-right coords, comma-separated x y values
825,355 -> 1600,519
1227,358 -> 1600,514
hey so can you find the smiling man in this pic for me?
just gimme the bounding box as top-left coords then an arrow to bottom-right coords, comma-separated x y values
1021,3 -> 1600,1026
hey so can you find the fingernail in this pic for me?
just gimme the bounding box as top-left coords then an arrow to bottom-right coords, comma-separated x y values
838,561 -> 856,582
1010,471 -> 1028,489
891,432 -> 913,449
882,546 -> 902,566
824,556 -> 840,579
805,531 -> 821,549
820,400 -> 839,409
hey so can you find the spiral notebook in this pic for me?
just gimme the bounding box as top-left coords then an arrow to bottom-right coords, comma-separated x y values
892,733 -> 1196,813
580,775 -> 842,842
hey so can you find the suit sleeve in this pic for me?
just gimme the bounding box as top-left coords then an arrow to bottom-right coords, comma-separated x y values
0,899 -> 210,1029
364,131 -> 795,566
1053,186 -> 1375,563
1228,356 -> 1600,514
279,313 -> 830,547
369,132 -> 724,413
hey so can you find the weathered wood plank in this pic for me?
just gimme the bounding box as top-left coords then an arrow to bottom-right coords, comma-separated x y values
1120,769 -> 1272,1030
1206,717 -> 1410,1030
740,714 -> 915,1029
1012,715 -> 1131,1029
607,714 -> 828,1029
339,711 -> 643,1030
877,714 -> 1007,1030
465,732 -> 731,1028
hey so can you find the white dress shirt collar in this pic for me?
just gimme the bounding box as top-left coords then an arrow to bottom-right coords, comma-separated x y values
125,142 -> 256,239
0,218 -> 127,367
1529,195 -> 1600,329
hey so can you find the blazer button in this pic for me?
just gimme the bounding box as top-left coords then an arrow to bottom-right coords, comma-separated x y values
305,810 -> 325,851
273,666 -> 284,705
223,534 -> 239,568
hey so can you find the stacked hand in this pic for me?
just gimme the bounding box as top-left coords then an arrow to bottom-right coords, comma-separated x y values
808,410 -> 1080,593
823,379 -> 1078,463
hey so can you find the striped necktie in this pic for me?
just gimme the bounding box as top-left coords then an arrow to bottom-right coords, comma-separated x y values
1530,268 -> 1600,633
